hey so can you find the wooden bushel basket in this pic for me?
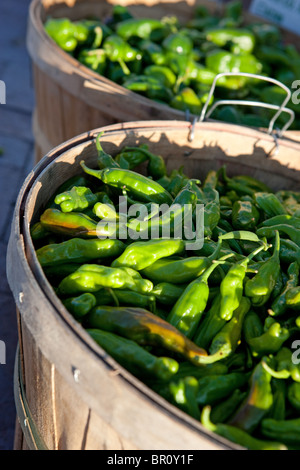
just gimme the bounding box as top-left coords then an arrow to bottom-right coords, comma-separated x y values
7,119 -> 300,450
26,0 -> 300,164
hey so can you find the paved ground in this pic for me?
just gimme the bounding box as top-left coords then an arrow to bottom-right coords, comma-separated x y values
0,0 -> 35,450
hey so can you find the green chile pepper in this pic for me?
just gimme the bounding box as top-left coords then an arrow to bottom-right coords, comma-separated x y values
231,200 -> 260,230
196,372 -> 250,406
44,18 -> 78,52
268,379 -> 286,421
141,256 -> 211,285
80,161 -> 173,205
205,28 -> 256,54
193,294 -> 226,350
115,145 -> 148,170
287,382 -> 300,412
247,322 -> 290,358
220,166 -> 271,196
62,293 -> 97,320
262,347 -> 300,382
78,48 -> 107,75
111,238 -> 185,271
261,417 -> 300,446
40,208 -> 113,238
115,18 -> 165,41
229,360 -> 274,433
269,262 -> 299,317
254,192 -> 287,219
84,305 -> 211,366
58,264 -> 153,295
167,257 -> 233,339
162,32 -> 193,55
168,376 -> 200,420
152,282 -> 186,306
205,50 -> 263,80
93,289 -> 156,312
209,297 -> 251,360
126,182 -> 197,240
137,40 -> 167,66
210,389 -> 248,424
170,87 -> 203,115
201,406 -> 287,450
118,145 -> 167,180
259,214 -> 300,230
103,34 -> 141,74
245,231 -> 281,306
87,328 -> 179,381
285,287 -> 300,310
257,225 -> 300,247
54,186 -> 99,213
219,244 -> 267,321
36,238 -> 125,267
242,310 -> 264,344
123,74 -> 174,103
95,132 -> 120,170
172,361 -> 228,381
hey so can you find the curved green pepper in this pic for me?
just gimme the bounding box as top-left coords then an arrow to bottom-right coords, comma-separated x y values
36,238 -> 125,267
167,257 -> 232,339
219,244 -> 267,321
62,292 -> 97,320
115,18 -> 165,41
85,305 -> 211,365
229,360 -> 274,433
287,382 -> 300,412
87,328 -> 179,381
269,262 -> 299,317
80,161 -> 173,205
111,238 -> 185,271
261,417 -> 300,446
196,372 -> 250,406
209,297 -> 251,360
201,406 -> 287,450
245,231 -> 281,306
247,322 -> 290,358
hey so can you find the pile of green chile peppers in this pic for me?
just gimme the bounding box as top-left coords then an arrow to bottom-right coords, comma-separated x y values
32,134 -> 300,450
44,1 -> 300,129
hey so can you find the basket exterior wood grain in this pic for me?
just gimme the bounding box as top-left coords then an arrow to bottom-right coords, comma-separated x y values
7,120 -> 300,450
26,0 -> 300,163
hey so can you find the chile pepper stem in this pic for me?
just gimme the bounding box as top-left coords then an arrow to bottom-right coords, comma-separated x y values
240,243 -> 271,267
96,131 -> 105,156
208,238 -> 223,262
107,288 -> 120,307
201,406 -> 217,432
201,254 -> 235,283
272,230 -> 281,260
80,161 -> 103,179
261,360 -> 290,379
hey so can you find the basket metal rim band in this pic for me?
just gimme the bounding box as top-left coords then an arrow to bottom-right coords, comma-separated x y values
13,344 -> 49,451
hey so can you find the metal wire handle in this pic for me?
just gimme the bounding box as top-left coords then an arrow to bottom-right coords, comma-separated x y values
199,72 -> 295,138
